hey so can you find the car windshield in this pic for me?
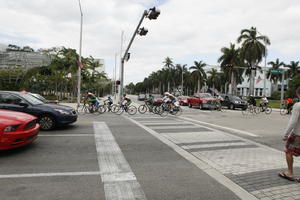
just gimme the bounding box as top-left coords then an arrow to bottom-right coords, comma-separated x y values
19,93 -> 44,105
30,93 -> 47,102
199,93 -> 212,98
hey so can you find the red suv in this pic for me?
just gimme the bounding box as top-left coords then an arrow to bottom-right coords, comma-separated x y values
0,109 -> 39,150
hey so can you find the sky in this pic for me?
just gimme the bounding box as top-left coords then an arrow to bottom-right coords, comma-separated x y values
1,0 -> 300,84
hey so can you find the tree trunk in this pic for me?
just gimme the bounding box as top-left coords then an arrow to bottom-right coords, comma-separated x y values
197,79 -> 200,93
167,82 -> 170,92
249,62 -> 255,96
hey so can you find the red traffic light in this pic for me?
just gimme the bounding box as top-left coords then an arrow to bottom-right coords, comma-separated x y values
116,80 -> 121,85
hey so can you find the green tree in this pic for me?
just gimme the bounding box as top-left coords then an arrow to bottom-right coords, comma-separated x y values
267,58 -> 284,91
237,27 -> 270,96
189,61 -> 207,93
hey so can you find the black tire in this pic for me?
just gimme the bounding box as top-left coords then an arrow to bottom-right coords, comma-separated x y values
39,114 -> 56,130
265,107 -> 272,114
138,105 -> 147,114
229,104 -> 235,110
199,103 -> 203,110
127,106 -> 137,115
188,102 -> 192,108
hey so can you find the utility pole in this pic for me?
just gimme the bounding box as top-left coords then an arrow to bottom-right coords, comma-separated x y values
263,56 -> 267,96
77,0 -> 83,108
280,69 -> 285,105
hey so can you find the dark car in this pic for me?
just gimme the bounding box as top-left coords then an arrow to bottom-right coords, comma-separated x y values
0,91 -> 77,130
29,93 -> 59,104
220,94 -> 247,110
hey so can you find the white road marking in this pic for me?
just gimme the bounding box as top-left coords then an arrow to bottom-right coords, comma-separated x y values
141,122 -> 193,125
125,116 -> 258,200
179,116 -> 259,137
39,134 -> 94,137
0,171 -> 101,179
149,125 -> 198,129
93,122 -> 147,200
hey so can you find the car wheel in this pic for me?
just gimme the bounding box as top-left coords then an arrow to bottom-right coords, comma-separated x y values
199,103 -> 203,110
39,114 -> 56,130
188,102 -> 192,108
229,104 -> 235,110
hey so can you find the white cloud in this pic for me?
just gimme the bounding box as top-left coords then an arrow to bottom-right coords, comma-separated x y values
0,0 -> 300,84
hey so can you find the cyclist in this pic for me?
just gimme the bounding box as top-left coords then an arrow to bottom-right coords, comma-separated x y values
122,94 -> 132,110
285,97 -> 294,114
163,92 -> 177,111
260,96 -> 269,112
87,92 -> 99,106
104,96 -> 113,111
145,94 -> 155,112
248,95 -> 256,110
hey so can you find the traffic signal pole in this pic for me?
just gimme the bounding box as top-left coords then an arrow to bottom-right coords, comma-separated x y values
119,10 -> 148,101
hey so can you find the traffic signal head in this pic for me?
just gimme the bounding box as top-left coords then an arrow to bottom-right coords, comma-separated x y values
148,7 -> 160,20
116,80 -> 121,85
138,27 -> 148,36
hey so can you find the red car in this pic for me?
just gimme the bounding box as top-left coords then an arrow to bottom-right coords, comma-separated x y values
178,96 -> 189,106
187,93 -> 217,109
0,109 -> 39,150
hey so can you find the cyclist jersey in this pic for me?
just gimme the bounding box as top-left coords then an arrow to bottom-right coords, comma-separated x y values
107,97 -> 113,103
88,96 -> 97,103
149,96 -> 154,104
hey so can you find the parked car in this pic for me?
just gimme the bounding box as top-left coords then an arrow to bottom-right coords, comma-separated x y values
220,94 -> 247,110
0,91 -> 77,130
0,109 -> 39,150
187,93 -> 217,109
178,96 -> 189,106
138,93 -> 147,101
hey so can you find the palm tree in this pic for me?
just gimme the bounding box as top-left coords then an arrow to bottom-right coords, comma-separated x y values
237,27 -> 270,96
163,57 -> 174,92
218,43 -> 243,95
189,61 -> 207,93
285,61 -> 300,79
207,68 -> 220,90
267,58 -> 284,91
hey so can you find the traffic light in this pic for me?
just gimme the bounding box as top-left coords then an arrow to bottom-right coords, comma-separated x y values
116,80 -> 121,85
147,7 -> 160,20
125,53 -> 130,61
225,64 -> 233,68
138,27 -> 148,36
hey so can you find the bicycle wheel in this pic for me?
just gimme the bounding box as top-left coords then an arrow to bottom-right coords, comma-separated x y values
254,106 -> 261,114
76,105 -> 85,115
115,107 -> 124,115
242,108 -> 249,115
138,105 -> 148,114
173,106 -> 182,116
280,108 -> 288,115
265,107 -> 272,114
111,104 -> 119,113
96,105 -> 106,114
128,105 -> 137,115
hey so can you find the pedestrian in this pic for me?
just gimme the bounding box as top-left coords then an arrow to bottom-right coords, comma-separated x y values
279,86 -> 300,181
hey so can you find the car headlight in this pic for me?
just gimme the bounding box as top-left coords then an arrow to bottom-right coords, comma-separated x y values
4,125 -> 20,132
54,109 -> 71,115
235,101 -> 239,104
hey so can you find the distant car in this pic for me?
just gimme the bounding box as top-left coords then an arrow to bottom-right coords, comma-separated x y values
138,94 -> 146,101
0,91 -> 77,130
220,94 -> 247,110
187,93 -> 217,109
147,94 -> 163,105
0,109 -> 39,150
178,96 -> 189,106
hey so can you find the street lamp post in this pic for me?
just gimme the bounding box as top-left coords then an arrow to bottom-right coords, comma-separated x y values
77,0 -> 83,108
119,7 -> 160,101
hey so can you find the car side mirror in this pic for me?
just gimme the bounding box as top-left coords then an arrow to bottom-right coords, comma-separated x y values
19,102 -> 29,108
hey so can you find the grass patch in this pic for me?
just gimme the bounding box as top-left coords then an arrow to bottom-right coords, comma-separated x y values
268,100 -> 281,109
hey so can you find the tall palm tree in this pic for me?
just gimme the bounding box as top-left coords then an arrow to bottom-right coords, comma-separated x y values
207,68 -> 220,90
189,61 -> 207,93
237,27 -> 270,96
218,43 -> 243,95
285,61 -> 300,79
163,57 -> 174,92
267,58 -> 284,91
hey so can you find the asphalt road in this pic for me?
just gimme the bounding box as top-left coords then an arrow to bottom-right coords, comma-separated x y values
0,97 -> 296,200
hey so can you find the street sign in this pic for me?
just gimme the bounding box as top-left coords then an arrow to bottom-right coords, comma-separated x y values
270,69 -> 282,74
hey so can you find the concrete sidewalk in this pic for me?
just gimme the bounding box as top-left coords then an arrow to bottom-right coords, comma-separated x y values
128,113 -> 300,200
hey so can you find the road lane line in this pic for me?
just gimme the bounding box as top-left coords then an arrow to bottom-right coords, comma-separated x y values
0,171 -> 101,179
39,134 -> 94,137
93,122 -> 147,200
125,116 -> 258,200
178,116 -> 259,137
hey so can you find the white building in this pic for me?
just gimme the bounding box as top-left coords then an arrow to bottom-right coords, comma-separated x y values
236,70 -> 272,97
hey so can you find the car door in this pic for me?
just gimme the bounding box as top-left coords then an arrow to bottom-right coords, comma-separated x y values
224,96 -> 230,107
0,93 -> 27,113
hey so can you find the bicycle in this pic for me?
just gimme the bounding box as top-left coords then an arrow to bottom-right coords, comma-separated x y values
138,101 -> 154,114
160,102 -> 182,117
114,104 -> 137,115
208,100 -> 222,112
242,104 -> 259,115
257,104 -> 272,114
280,102 -> 293,116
